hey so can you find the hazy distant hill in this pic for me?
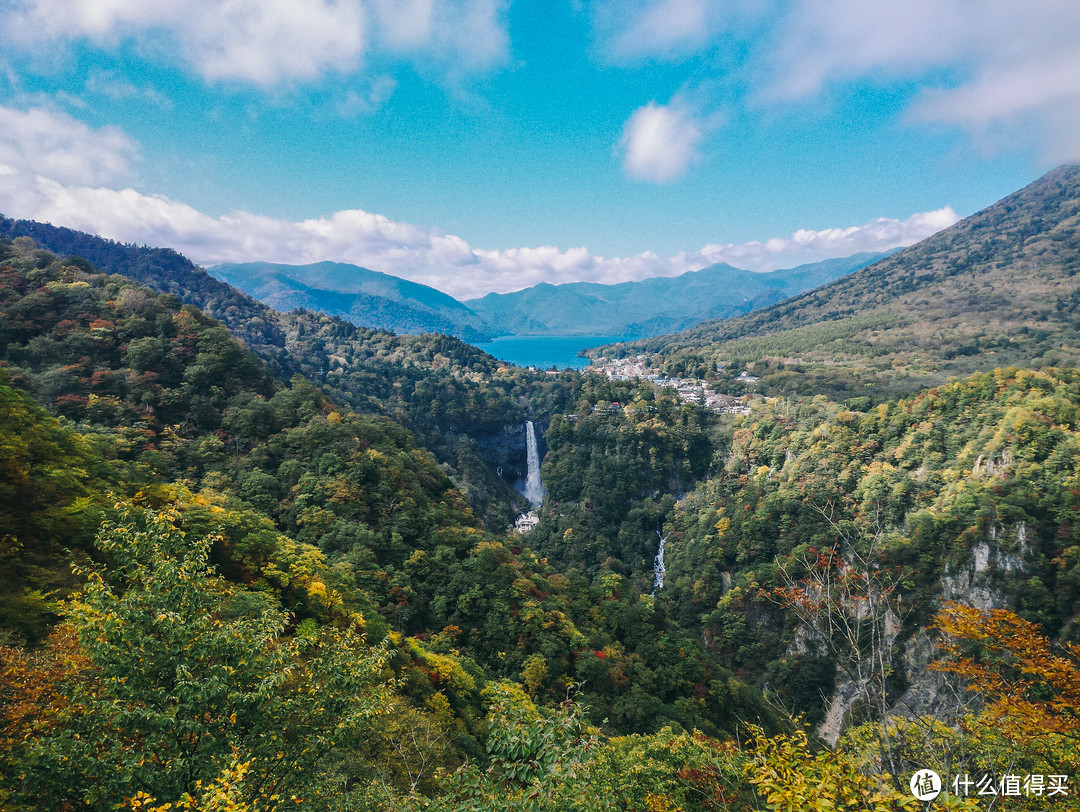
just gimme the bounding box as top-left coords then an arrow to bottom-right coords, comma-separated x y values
466,254 -> 885,337
209,260 -> 499,342
601,165 -> 1080,399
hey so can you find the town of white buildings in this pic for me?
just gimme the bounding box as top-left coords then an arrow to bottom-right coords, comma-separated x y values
590,355 -> 752,415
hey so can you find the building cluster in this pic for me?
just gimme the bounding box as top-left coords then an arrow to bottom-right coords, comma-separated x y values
591,355 -> 751,415
514,510 -> 540,534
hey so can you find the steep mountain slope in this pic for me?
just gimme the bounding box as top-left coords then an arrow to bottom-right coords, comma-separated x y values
598,165 -> 1080,399
0,218 -> 554,528
466,253 -> 885,337
210,260 -> 498,342
659,367 -> 1080,730
0,239 -> 484,642
0,217 -> 297,376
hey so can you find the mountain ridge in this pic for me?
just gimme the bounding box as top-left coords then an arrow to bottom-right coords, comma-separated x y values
0,213 -> 888,343
209,260 -> 500,342
465,253 -> 888,337
597,164 -> 1080,399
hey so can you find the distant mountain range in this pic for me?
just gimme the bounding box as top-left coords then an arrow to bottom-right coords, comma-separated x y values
207,254 -> 886,342
464,253 -> 887,337
208,261 -> 499,343
605,164 -> 1080,400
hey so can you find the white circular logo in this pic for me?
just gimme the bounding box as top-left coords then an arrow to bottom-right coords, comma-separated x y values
910,769 -> 942,801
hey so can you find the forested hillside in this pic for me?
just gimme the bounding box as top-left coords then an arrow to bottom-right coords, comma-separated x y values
4,166 -> 1080,810
0,238 -> 792,810
661,370 -> 1080,724
0,218 -> 563,529
597,165 -> 1080,401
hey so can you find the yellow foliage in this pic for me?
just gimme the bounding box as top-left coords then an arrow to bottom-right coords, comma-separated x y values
932,602 -> 1080,741
745,727 -> 918,812
125,757 -> 267,812
405,637 -> 476,695
521,653 -> 549,696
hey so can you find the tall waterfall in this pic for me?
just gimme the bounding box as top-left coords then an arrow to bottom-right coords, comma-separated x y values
652,531 -> 666,592
523,420 -> 545,507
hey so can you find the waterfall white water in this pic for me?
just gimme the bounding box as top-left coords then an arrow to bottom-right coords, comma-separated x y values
652,530 -> 666,592
523,420 -> 545,507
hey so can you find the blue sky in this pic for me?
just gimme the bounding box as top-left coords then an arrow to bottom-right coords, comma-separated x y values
1,0 -> 1078,298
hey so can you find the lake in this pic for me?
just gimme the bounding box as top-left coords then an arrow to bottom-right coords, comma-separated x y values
474,334 -> 632,370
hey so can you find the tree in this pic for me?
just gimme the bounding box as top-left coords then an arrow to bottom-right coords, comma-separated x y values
931,602 -> 1080,742
744,725 -> 984,812
858,603 -> 1080,812
773,505 -> 907,759
1,505 -> 394,811
0,377 -> 100,645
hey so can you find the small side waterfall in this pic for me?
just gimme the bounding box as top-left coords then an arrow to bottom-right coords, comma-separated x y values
523,420 -> 544,507
652,531 -> 666,593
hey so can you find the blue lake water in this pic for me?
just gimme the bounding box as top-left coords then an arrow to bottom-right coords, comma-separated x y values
474,335 -> 632,370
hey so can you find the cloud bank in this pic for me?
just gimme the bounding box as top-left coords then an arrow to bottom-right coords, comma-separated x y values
0,105 -> 138,186
0,105 -> 957,300
594,0 -> 1080,163
2,0 -> 510,86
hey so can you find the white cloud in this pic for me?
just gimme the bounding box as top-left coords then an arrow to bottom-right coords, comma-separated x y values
0,165 -> 956,300
592,0 -> 1080,163
188,0 -> 367,85
619,100 -> 704,183
85,69 -> 173,108
759,0 -> 1080,161
4,0 -> 367,87
2,0 -> 509,87
590,0 -> 766,63
596,0 -> 712,61
908,50 -> 1080,163
371,0 -> 509,74
688,207 -> 960,273
335,75 -> 397,115
0,104 -> 138,186
758,0 -> 974,102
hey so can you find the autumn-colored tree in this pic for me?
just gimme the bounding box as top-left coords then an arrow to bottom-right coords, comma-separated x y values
843,603 -> 1080,812
931,601 -> 1080,742
745,726 -> 915,812
0,505 -> 394,812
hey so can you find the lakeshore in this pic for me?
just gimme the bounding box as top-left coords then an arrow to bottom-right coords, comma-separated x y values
474,334 -> 632,369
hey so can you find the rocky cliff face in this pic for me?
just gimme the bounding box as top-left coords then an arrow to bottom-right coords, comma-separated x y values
814,523 -> 1035,745
471,421 -> 549,516
888,526 -> 1032,722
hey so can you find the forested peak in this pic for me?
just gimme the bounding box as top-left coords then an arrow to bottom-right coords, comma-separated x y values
601,165 -> 1080,400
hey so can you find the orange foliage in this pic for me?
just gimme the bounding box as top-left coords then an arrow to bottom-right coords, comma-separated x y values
931,601 -> 1080,742
0,627 -> 90,750
0,627 -> 97,811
